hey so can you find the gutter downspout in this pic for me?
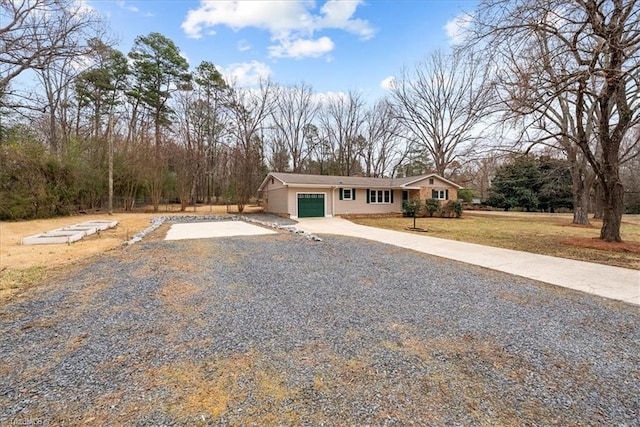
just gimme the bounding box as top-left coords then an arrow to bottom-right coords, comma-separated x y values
331,186 -> 336,217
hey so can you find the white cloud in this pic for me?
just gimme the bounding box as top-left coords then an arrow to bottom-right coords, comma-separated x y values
73,0 -> 95,14
116,0 -> 139,13
444,13 -> 473,45
220,61 -> 272,87
182,1 -> 311,39
312,90 -> 348,107
181,0 -> 374,58
317,0 -> 375,40
269,36 -> 334,59
380,76 -> 396,91
237,40 -> 251,52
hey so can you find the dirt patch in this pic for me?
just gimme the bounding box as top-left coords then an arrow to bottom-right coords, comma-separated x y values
561,237 -> 640,254
562,222 -> 597,228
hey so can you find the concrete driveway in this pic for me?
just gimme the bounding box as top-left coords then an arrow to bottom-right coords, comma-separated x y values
296,217 -> 640,305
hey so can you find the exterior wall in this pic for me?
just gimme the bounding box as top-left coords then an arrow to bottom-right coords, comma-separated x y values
287,186 -> 335,218
262,174 -> 460,216
408,189 -> 421,199
262,178 -> 289,215
407,177 -> 458,202
334,188 -> 402,215
417,187 -> 458,201
265,181 -> 459,216
448,187 -> 458,201
264,187 -> 289,215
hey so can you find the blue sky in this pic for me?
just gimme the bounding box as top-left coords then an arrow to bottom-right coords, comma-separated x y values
89,0 -> 476,101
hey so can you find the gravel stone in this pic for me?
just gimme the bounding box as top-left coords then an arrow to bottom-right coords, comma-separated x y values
123,213 -> 314,245
0,228 -> 638,425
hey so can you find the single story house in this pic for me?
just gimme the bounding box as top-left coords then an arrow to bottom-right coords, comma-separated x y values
258,172 -> 462,218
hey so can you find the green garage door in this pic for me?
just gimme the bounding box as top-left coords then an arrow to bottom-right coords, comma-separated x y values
297,193 -> 325,218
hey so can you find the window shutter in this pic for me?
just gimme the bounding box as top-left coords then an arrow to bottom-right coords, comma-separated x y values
352,188 -> 356,200
432,189 -> 437,199
390,190 -> 394,203
445,189 -> 449,200
339,188 -> 343,200
366,189 -> 370,203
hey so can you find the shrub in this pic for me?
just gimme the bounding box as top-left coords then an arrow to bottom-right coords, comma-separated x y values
457,188 -> 475,204
626,202 -> 640,214
424,198 -> 440,217
402,198 -> 422,217
441,200 -> 463,218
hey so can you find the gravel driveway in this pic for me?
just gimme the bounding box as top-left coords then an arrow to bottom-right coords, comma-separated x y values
1,225 -> 639,425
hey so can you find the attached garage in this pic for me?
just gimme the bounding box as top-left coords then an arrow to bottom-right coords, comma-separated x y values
297,193 -> 325,218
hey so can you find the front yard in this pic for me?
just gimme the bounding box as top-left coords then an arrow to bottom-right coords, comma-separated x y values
1,232 -> 638,424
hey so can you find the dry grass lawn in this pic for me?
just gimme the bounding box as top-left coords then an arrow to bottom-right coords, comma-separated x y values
0,204 -> 262,301
352,211 -> 640,270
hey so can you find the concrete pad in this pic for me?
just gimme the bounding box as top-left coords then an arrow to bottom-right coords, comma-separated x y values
82,220 -> 118,230
21,219 -> 118,245
40,230 -> 84,237
164,221 -> 277,241
22,232 -> 85,245
61,226 -> 99,235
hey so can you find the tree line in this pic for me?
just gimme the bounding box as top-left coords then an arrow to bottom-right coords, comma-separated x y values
1,0 -> 638,242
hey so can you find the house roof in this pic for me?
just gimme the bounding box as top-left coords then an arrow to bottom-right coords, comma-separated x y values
258,172 -> 461,191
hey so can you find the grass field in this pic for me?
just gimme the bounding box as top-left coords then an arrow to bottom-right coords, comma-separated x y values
352,211 -> 640,270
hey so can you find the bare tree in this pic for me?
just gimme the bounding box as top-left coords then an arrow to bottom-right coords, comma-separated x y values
390,48 -> 494,179
34,53 -> 78,155
459,155 -> 501,201
621,127 -> 640,212
192,61 -> 229,204
271,82 -> 319,172
492,36 -> 599,224
226,80 -> 275,211
266,136 -> 291,172
318,91 -> 366,176
362,99 -> 405,177
472,0 -> 640,241
0,0 -> 102,109
304,123 -> 335,175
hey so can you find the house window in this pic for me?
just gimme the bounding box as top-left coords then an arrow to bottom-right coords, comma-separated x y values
429,178 -> 434,185
432,189 -> 449,200
369,189 -> 392,204
339,188 -> 356,201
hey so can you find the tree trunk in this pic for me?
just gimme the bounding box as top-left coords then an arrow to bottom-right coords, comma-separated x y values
600,178 -> 624,242
152,116 -> 163,213
108,117 -> 113,215
571,177 -> 591,225
592,180 -> 604,219
568,149 -> 591,225
151,171 -> 162,213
